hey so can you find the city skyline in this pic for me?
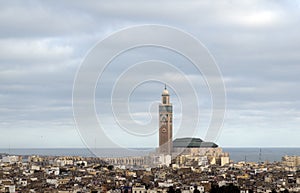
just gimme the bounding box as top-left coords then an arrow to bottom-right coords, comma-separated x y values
1,1 -> 300,148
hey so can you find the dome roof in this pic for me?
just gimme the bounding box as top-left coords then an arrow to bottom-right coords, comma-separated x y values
162,85 -> 169,96
162,88 -> 169,96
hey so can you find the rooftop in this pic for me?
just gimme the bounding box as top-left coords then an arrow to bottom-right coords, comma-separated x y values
173,138 -> 218,148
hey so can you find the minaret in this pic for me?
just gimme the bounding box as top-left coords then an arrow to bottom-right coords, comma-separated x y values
159,85 -> 173,155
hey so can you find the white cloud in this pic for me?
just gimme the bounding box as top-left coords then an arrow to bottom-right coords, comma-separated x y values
0,38 -> 73,63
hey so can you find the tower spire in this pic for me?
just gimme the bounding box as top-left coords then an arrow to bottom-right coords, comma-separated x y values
165,83 -> 167,90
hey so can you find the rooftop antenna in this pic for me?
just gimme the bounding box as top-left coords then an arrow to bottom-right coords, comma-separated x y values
259,148 -> 262,163
94,137 -> 97,151
8,137 -> 11,155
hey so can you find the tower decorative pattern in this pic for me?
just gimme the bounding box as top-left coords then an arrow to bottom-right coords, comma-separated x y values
159,85 -> 173,155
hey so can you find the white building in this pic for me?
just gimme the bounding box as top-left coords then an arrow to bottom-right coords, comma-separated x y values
198,156 -> 208,166
2,156 -> 21,164
152,154 -> 172,166
46,167 -> 60,175
221,156 -> 230,166
132,185 -> 147,193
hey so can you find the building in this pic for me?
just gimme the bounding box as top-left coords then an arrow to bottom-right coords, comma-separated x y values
281,155 -> 300,171
156,86 -> 229,166
103,85 -> 229,168
1,155 -> 22,164
173,138 -> 218,148
159,85 -> 173,155
172,138 -> 219,156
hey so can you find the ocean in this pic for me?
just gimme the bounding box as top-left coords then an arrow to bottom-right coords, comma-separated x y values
223,148 -> 300,162
0,148 -> 299,163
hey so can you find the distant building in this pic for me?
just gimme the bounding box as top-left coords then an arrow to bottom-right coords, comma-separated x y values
282,155 -> 300,167
221,156 -> 230,166
132,185 -> 146,193
1,155 -> 21,164
152,154 -> 172,166
281,155 -> 300,171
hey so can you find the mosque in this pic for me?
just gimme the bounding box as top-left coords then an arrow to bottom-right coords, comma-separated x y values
158,85 -> 218,156
104,86 -> 229,167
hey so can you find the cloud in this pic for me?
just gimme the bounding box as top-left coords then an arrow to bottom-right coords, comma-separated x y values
0,38 -> 73,64
0,1 -> 97,38
0,0 -> 300,148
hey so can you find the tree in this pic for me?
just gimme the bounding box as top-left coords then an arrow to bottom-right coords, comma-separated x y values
193,186 -> 200,193
107,165 -> 114,170
210,183 -> 240,193
167,186 -> 175,193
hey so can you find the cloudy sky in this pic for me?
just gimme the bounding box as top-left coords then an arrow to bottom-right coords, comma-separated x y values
1,0 -> 300,149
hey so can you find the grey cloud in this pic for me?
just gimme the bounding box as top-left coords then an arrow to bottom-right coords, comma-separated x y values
0,0 -> 300,147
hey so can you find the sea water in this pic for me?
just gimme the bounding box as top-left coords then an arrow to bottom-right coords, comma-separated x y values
0,148 -> 299,163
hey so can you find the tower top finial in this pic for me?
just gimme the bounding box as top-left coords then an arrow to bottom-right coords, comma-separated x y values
162,84 -> 169,96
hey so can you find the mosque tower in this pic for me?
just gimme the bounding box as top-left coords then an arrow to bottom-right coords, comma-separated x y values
159,85 -> 173,154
